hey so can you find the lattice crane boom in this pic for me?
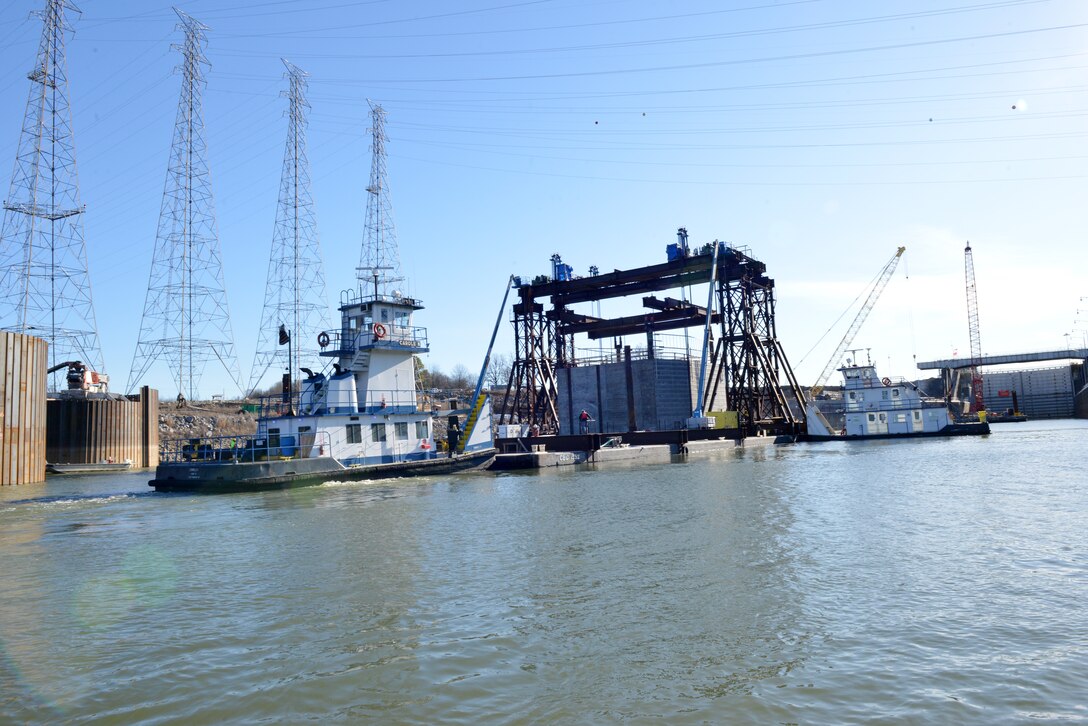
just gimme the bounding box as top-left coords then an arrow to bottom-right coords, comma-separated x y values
964,241 -> 985,412
810,246 -> 906,396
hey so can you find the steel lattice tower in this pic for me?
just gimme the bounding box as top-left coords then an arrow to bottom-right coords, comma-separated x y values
246,60 -> 330,396
0,0 -> 104,388
358,102 -> 403,294
127,9 -> 241,401
964,241 -> 985,413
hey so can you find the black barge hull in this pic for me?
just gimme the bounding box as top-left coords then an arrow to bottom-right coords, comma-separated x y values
150,449 -> 496,494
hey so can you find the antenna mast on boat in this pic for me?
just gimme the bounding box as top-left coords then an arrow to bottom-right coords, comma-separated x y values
247,60 -> 330,397
359,102 -> 403,296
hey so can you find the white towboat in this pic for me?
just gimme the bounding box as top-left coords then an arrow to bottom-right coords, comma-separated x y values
805,360 -> 989,441
150,285 -> 495,493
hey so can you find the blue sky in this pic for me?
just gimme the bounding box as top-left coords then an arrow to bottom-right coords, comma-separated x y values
1,0 -> 1086,397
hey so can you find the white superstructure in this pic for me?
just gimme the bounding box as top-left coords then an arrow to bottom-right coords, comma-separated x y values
806,362 -> 955,438
255,284 -> 492,466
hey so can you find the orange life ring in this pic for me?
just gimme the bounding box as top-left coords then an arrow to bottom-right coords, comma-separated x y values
881,377 -> 891,386
317,331 -> 330,348
373,323 -> 387,339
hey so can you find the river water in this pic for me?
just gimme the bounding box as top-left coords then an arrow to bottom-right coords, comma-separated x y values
2,419 -> 1086,723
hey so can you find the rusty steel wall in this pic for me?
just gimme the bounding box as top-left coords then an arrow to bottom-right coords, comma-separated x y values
1,332 -> 48,485
46,387 -> 160,467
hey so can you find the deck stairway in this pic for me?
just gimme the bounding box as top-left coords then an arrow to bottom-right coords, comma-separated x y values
456,393 -> 488,452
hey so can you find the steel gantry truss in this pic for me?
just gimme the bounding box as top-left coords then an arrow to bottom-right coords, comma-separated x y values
500,235 -> 806,437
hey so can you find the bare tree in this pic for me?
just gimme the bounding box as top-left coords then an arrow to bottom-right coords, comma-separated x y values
486,352 -> 512,390
450,364 -> 473,391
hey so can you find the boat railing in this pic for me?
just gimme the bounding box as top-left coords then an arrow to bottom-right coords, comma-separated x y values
159,430 -> 334,464
352,325 -> 428,351
316,326 -> 429,357
256,391 -> 429,418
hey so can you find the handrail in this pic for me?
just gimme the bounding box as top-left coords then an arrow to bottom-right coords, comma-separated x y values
160,431 -> 333,464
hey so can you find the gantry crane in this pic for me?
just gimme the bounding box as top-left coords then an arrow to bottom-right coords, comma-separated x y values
964,241 -> 985,414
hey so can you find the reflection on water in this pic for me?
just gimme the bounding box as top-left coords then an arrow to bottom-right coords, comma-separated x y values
1,420 -> 1086,721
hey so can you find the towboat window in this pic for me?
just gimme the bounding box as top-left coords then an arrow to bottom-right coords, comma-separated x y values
268,428 -> 280,447
879,413 -> 886,422
882,391 -> 889,400
913,411 -> 921,421
848,392 -> 856,401
868,413 -> 875,422
395,422 -> 409,440
415,421 -> 428,438
371,423 -> 387,443
346,424 -> 362,444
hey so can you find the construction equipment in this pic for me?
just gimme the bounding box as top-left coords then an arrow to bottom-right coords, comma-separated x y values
47,360 -> 110,394
964,242 -> 985,414
810,246 -> 906,397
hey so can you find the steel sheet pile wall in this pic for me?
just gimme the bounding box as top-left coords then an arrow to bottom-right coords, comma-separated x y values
46,387 -> 160,467
1,332 -> 48,485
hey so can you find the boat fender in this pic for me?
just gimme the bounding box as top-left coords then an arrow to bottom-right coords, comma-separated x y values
420,439 -> 431,450
373,323 -> 387,339
317,331 -> 330,348
881,377 -> 891,386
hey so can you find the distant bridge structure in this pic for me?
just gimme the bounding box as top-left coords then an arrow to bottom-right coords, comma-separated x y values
917,348 -> 1087,419
916,348 -> 1088,370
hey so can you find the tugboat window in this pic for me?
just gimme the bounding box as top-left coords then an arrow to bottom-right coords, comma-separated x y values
415,421 -> 428,438
868,413 -> 876,422
371,423 -> 387,442
346,424 -> 362,444
395,422 -> 409,440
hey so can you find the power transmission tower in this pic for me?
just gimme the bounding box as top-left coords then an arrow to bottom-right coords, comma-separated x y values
0,0 -> 104,389
246,60 -> 330,397
127,9 -> 242,402
358,102 -> 403,294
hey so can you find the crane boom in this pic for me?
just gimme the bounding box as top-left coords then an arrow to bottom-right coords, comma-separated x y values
810,246 -> 906,396
964,242 -> 985,413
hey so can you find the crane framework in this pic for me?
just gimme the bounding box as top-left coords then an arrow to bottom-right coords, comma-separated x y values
500,243 -> 807,437
810,246 -> 906,397
964,242 -> 985,413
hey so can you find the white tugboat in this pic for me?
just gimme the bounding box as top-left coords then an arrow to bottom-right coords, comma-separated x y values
151,282 -> 496,492
151,102 -> 494,492
804,355 -> 989,441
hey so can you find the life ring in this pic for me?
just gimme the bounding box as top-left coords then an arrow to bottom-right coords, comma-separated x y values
317,331 -> 330,348
420,439 -> 431,450
881,377 -> 891,386
373,323 -> 387,339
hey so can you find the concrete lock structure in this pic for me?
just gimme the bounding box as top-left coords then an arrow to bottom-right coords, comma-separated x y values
0,331 -> 49,486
